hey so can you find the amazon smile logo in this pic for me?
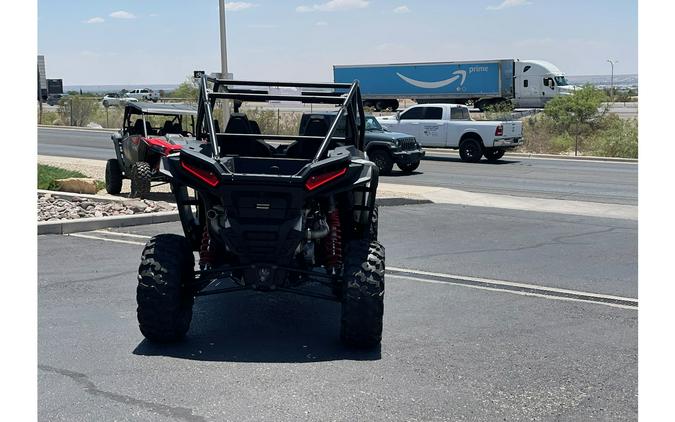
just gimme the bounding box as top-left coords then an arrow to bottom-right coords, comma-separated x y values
396,70 -> 467,89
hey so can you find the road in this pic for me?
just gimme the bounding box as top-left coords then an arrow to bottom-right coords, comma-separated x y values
37,127 -> 638,205
38,203 -> 637,421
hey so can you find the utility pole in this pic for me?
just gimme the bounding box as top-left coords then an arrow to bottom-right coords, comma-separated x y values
219,0 -> 231,128
607,59 -> 618,101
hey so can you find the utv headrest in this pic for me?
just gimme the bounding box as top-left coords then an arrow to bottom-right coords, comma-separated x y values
304,118 -> 329,137
225,113 -> 252,134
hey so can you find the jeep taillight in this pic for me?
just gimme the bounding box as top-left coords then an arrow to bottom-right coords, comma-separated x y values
305,167 -> 347,191
180,160 -> 220,187
495,125 -> 503,136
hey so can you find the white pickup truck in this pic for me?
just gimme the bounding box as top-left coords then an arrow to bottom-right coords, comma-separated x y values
377,103 -> 523,162
125,88 -> 160,103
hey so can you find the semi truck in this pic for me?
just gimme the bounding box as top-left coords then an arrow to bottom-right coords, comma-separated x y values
333,59 -> 576,111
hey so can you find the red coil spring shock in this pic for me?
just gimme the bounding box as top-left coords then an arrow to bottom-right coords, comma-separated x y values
323,209 -> 342,273
199,226 -> 214,267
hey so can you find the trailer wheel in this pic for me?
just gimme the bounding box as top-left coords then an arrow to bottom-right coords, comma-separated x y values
484,148 -> 506,162
105,159 -> 123,194
340,239 -> 385,348
459,138 -> 483,163
130,161 -> 151,198
375,101 -> 386,112
136,234 -> 194,342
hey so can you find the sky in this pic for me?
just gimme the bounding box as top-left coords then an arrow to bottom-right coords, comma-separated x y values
37,0 -> 638,85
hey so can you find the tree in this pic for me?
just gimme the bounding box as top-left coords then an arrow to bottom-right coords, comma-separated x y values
168,77 -> 199,101
544,85 -> 607,155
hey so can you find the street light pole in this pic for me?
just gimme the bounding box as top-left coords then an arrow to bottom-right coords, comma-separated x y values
607,59 -> 618,101
218,0 -> 231,127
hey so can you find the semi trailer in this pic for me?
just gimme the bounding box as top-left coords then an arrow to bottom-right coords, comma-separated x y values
333,59 -> 576,111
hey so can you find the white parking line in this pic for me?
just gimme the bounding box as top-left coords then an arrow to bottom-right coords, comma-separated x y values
67,232 -> 146,246
387,274 -> 637,310
91,230 -> 153,239
65,231 -> 637,309
388,266 -> 637,304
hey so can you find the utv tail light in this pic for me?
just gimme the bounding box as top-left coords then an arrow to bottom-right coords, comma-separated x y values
305,167 -> 347,191
495,124 -> 504,136
180,160 -> 220,187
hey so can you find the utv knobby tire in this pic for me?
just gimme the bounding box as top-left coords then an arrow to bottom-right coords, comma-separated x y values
369,205 -> 379,241
459,138 -> 483,163
341,239 -> 385,348
105,159 -> 123,194
130,161 -> 151,198
369,149 -> 394,175
397,161 -> 420,174
137,234 -> 195,342
484,148 -> 506,162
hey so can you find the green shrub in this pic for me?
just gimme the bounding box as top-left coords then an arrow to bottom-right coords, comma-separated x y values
38,164 -> 88,190
587,115 -> 638,158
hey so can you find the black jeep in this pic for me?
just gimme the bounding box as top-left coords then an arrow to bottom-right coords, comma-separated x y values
135,75 -> 385,348
299,112 -> 425,175
105,102 -> 199,197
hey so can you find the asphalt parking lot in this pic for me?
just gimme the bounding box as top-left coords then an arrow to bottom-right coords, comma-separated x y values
38,202 -> 637,421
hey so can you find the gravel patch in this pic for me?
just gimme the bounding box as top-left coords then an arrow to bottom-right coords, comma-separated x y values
38,192 -> 176,222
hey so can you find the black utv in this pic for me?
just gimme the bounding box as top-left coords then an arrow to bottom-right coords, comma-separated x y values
105,102 -> 198,198
136,75 -> 385,348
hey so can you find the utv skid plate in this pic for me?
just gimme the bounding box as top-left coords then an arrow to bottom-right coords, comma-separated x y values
193,265 -> 341,302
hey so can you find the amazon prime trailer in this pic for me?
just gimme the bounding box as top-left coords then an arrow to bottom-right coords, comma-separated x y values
333,59 -> 575,111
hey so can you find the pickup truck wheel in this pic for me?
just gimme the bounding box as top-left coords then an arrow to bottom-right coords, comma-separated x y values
105,159 -> 123,194
130,161 -> 151,198
137,234 -> 194,342
369,150 -> 394,175
340,239 -> 385,348
397,161 -> 420,174
484,148 -> 506,162
102,100 -> 109,108
459,138 -> 483,163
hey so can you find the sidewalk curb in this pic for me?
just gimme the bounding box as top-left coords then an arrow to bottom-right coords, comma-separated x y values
38,211 -> 180,235
38,189 -> 133,203
38,125 -> 118,133
423,149 -> 637,163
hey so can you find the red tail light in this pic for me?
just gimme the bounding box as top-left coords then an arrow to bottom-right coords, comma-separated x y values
495,124 -> 503,136
305,167 -> 347,191
180,160 -> 220,187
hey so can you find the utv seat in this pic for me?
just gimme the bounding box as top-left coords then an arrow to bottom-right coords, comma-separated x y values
131,119 -> 145,135
286,117 -> 329,159
218,113 -> 272,157
249,120 -> 261,135
159,120 -> 174,135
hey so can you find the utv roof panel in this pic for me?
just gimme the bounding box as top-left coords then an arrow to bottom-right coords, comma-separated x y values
127,102 -> 198,115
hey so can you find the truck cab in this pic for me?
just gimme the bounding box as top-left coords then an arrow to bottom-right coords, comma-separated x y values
513,60 -> 575,108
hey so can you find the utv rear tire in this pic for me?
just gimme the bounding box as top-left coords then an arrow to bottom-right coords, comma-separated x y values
130,161 -> 151,198
397,161 -> 420,174
369,149 -> 394,175
340,239 -> 385,348
105,159 -> 123,194
137,234 -> 195,342
459,138 -> 483,163
484,148 -> 506,162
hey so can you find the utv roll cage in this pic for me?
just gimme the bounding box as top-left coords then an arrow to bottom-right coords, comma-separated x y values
194,74 -> 366,164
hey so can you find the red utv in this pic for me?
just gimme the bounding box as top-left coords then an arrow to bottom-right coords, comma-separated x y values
105,102 -> 199,197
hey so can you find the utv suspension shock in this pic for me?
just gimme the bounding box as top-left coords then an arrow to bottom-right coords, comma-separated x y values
199,226 -> 214,268
322,207 -> 343,275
